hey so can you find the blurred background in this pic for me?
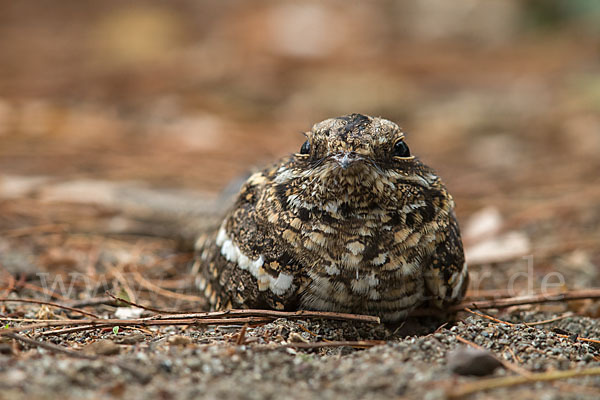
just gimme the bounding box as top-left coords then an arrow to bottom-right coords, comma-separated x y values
1,0 -> 600,291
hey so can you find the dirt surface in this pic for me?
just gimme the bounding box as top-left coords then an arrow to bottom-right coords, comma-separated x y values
2,1 -> 600,399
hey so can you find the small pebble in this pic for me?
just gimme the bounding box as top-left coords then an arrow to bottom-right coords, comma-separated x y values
83,339 -> 120,356
447,346 -> 504,376
168,335 -> 193,346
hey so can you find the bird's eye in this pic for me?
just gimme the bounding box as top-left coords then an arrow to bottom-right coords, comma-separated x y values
299,140 -> 311,155
392,140 -> 410,158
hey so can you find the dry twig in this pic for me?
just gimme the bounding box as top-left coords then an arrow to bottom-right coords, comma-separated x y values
1,317 -> 275,334
280,340 -> 384,349
448,367 -> 600,398
0,297 -> 99,318
68,297 -> 117,308
450,289 -> 600,312
106,292 -> 177,313
463,307 -> 514,326
235,323 -> 248,345
524,313 -> 574,326
149,309 -> 380,323
1,309 -> 380,336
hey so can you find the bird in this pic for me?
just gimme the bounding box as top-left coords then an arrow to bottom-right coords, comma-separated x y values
193,113 -> 468,323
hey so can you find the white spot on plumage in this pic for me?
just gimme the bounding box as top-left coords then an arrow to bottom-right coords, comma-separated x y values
216,226 -> 227,246
400,262 -> 418,276
367,273 -> 379,287
372,252 -> 387,266
196,276 -> 207,291
248,255 -> 264,277
217,230 -> 293,295
351,278 -> 369,294
365,219 -> 378,228
308,231 -> 327,247
402,200 -> 426,213
341,253 -> 362,267
368,290 -> 381,300
238,253 -> 251,270
325,201 -> 338,214
287,193 -> 313,210
270,273 -> 293,295
346,241 -> 365,256
274,168 -> 296,184
325,264 -> 340,275
221,239 -> 239,263
401,174 -> 430,187
287,193 -> 299,207
425,172 -> 439,184
316,223 -> 335,234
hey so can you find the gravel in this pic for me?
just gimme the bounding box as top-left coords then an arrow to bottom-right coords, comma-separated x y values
2,313 -> 600,400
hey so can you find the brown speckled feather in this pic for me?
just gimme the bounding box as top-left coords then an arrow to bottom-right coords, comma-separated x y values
194,114 -> 468,322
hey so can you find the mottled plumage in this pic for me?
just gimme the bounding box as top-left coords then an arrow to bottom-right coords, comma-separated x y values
194,114 -> 468,322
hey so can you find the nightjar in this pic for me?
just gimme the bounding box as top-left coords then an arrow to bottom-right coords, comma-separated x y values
194,114 -> 468,322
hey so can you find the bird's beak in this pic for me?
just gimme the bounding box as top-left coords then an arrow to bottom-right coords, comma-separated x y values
333,152 -> 362,170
